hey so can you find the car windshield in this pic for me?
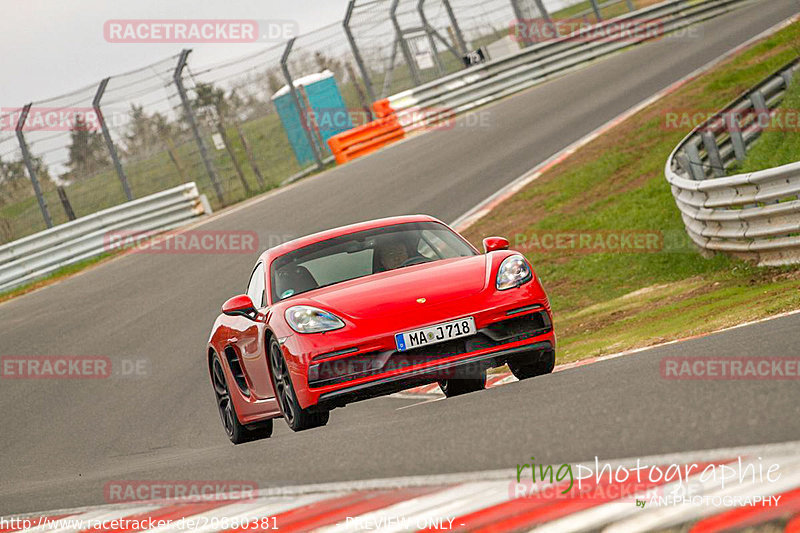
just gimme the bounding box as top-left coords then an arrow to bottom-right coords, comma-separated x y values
270,222 -> 477,302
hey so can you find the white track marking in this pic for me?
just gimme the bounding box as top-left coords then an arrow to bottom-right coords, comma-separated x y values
243,440 -> 800,498
494,374 -> 518,386
395,396 -> 446,410
5,441 -> 800,533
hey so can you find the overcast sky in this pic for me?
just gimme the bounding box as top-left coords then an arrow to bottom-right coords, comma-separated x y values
0,0 -> 349,109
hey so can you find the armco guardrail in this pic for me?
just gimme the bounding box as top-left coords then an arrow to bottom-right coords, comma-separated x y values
376,0 -> 755,131
665,59 -> 800,266
0,183 -> 211,292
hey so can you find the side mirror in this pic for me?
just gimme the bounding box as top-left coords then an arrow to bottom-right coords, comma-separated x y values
483,236 -> 510,253
222,294 -> 257,318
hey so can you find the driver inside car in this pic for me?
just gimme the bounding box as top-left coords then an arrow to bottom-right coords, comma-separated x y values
376,239 -> 410,271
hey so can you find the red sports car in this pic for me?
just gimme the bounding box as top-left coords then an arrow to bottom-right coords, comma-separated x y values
207,215 -> 555,443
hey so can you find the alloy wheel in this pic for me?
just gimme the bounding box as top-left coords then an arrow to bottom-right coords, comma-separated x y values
270,342 -> 296,425
212,357 -> 235,438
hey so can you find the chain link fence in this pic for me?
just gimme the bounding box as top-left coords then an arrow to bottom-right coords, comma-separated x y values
0,0 -> 650,243
178,46 -> 291,206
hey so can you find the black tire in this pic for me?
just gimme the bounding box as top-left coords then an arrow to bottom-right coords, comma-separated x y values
211,352 -> 273,445
508,349 -> 556,380
438,370 -> 486,397
268,338 -> 329,432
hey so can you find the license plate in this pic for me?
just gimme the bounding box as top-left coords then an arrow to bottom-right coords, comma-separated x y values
395,317 -> 476,352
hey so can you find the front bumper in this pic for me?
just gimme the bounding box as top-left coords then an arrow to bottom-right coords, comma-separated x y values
309,308 -> 553,387
282,292 -> 555,409
316,340 -> 554,408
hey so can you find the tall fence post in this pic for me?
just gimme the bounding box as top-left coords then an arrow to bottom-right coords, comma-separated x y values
588,0 -> 603,21
56,186 -> 76,221
93,77 -> 134,201
346,62 -> 373,120
344,0 -> 377,104
533,0 -> 551,24
390,0 -> 422,87
509,0 -> 531,48
418,0 -> 445,76
281,38 -> 324,170
234,122 -> 266,189
173,49 -> 225,205
15,104 -> 53,229
442,0 -> 467,56
509,0 -> 526,27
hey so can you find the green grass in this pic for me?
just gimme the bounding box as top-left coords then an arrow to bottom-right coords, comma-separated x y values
547,0 -> 664,23
463,20 -> 800,363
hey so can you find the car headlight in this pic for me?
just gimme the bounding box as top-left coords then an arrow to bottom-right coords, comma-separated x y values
285,306 -> 345,334
496,255 -> 533,290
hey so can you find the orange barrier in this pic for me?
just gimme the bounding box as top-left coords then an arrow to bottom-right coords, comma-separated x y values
372,98 -> 395,118
327,114 -> 404,165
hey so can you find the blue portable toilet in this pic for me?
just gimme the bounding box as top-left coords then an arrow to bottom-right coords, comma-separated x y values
271,70 -> 353,166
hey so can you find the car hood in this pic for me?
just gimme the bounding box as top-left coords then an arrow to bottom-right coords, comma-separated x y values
305,255 -> 488,320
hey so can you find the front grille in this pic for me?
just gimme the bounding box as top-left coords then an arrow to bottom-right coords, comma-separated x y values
308,310 -> 552,387
308,352 -> 383,385
485,310 -> 551,341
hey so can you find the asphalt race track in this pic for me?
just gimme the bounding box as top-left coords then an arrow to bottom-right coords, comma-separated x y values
1,0 -> 799,515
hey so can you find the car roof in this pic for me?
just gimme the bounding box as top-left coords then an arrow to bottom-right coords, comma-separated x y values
259,214 -> 444,263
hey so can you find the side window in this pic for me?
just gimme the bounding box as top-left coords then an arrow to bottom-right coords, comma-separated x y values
246,263 -> 266,307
